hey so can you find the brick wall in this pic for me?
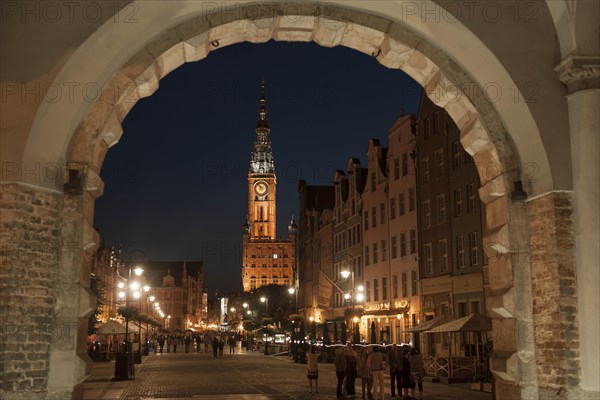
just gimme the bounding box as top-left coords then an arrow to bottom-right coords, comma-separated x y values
528,193 -> 581,397
0,183 -> 62,399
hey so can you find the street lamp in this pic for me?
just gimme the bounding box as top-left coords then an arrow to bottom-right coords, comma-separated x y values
341,269 -> 355,308
114,266 -> 144,380
260,296 -> 269,314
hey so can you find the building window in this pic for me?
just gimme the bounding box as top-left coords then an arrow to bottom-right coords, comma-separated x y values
382,277 -> 388,300
372,207 -> 377,228
400,233 -> 407,257
424,243 -> 433,274
401,272 -> 407,298
421,158 -> 429,186
470,300 -> 481,314
364,212 -> 369,231
365,246 -> 370,266
390,275 -> 398,299
373,243 -> 378,264
411,271 -> 418,296
409,229 -> 416,254
366,281 -> 371,302
409,188 -> 415,212
399,193 -> 405,216
390,198 -> 396,219
357,256 -> 362,277
470,232 -> 479,265
424,118 -> 431,140
455,188 -> 463,217
423,200 -> 431,228
453,141 -> 461,169
373,279 -> 379,301
381,240 -> 387,262
380,203 -> 385,224
391,235 -> 398,259
439,239 -> 448,272
467,183 -> 477,212
394,158 -> 400,180
371,172 -> 376,192
437,194 -> 446,223
402,153 -> 409,176
435,149 -> 444,180
457,236 -> 466,268
458,301 -> 468,317
434,112 -> 440,134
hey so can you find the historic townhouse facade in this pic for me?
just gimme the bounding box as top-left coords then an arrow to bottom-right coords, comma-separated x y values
90,245 -> 126,324
241,82 -> 295,292
385,114 -> 421,344
297,181 -> 334,320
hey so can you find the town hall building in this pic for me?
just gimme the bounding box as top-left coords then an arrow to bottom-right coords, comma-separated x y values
241,82 -> 296,292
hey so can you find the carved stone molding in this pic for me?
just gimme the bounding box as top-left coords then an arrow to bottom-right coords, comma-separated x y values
555,55 -> 600,92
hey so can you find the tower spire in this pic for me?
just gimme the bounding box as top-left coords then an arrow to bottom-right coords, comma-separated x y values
250,80 -> 274,174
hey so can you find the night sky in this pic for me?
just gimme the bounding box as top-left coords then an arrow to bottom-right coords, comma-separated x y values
94,40 -> 422,293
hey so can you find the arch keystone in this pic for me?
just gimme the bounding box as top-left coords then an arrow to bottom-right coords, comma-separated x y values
273,15 -> 315,42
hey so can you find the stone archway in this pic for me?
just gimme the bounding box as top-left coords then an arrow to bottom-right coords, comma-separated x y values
1,2 -> 592,400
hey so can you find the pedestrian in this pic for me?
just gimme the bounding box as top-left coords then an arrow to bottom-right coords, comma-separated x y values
204,335 -> 209,353
344,343 -> 358,398
195,334 -> 201,353
173,336 -> 179,353
334,348 -> 347,399
357,346 -> 373,399
158,335 -> 165,354
367,346 -> 385,400
388,345 -> 401,399
166,336 -> 172,353
212,336 -> 219,358
184,335 -> 191,353
228,336 -> 236,354
409,348 -> 425,399
306,345 -> 319,394
400,349 -> 413,399
218,337 -> 225,357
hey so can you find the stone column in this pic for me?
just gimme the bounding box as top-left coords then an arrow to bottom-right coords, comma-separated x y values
556,56 -> 600,396
45,165 -> 101,400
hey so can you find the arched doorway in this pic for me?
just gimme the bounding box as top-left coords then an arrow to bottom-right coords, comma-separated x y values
1,2 -> 597,399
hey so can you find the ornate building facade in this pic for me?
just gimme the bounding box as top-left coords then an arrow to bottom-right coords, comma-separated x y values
241,82 -> 296,292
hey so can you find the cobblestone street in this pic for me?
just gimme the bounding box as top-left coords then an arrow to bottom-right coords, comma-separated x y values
83,349 -> 492,400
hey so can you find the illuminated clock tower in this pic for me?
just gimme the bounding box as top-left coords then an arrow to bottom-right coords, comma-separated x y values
241,81 -> 296,292
248,81 -> 276,240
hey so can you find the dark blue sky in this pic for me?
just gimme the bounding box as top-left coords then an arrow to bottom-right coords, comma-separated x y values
94,40 -> 422,293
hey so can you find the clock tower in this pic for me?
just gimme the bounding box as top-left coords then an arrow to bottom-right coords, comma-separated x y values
248,81 -> 276,239
241,81 -> 296,292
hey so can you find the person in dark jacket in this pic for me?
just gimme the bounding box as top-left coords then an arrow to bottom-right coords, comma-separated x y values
388,345 -> 401,399
344,344 -> 358,397
212,336 -> 219,358
401,349 -> 413,399
334,348 -> 347,399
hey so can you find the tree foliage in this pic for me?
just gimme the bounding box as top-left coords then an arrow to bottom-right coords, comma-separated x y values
87,273 -> 105,335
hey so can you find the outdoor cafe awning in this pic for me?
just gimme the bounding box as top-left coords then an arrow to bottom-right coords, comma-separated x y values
97,320 -> 127,335
424,313 -> 492,333
406,315 -> 457,332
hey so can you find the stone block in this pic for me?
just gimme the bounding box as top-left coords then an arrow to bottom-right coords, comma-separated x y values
273,16 -> 314,42
423,72 -> 460,108
483,222 -> 510,255
183,32 -> 211,62
479,175 -> 510,204
474,143 -> 504,185
402,50 -> 441,88
209,20 -> 251,48
444,94 -> 478,132
340,23 -> 386,56
487,288 -> 515,319
490,349 -> 519,382
247,18 -> 276,43
460,117 -> 491,156
487,253 -> 514,291
314,18 -> 347,47
100,111 -> 122,148
145,28 -> 186,79
82,168 -> 103,199
377,36 -> 414,70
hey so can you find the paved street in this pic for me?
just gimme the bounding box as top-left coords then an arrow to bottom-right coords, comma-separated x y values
83,348 -> 492,400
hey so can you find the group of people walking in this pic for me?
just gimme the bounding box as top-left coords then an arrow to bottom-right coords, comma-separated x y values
312,343 -> 424,400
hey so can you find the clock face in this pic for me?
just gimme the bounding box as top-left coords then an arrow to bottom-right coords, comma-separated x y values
254,181 -> 269,196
